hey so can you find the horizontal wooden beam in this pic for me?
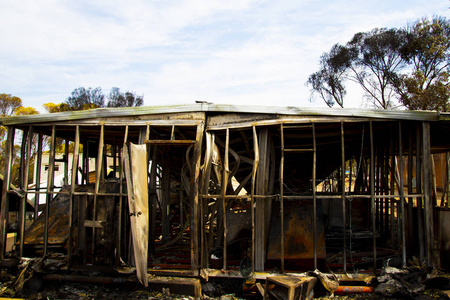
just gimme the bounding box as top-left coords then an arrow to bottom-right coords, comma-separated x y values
144,140 -> 195,145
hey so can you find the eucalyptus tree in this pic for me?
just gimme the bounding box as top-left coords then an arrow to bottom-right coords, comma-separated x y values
398,17 -> 450,111
106,87 -> 144,108
65,87 -> 105,110
308,28 -> 407,109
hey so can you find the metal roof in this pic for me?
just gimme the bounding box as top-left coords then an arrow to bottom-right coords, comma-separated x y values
0,103 -> 444,125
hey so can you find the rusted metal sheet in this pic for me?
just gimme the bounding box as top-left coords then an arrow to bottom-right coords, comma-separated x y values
24,187 -> 71,245
267,200 -> 326,264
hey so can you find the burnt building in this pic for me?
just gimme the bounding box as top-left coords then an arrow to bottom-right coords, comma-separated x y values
1,103 -> 450,295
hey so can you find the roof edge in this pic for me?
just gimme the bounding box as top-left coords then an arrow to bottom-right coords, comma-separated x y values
0,103 -> 441,125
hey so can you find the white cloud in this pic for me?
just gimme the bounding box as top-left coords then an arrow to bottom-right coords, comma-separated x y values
1,0 -> 449,111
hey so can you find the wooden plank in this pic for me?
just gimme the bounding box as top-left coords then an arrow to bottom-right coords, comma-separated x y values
145,139 -> 195,145
84,220 -> 104,228
124,142 -> 149,287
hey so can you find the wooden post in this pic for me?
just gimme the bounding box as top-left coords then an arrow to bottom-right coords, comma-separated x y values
341,122 -> 347,272
390,136 -> 396,247
398,122 -> 406,266
279,124 -> 285,272
149,145 -> 157,253
116,126 -> 128,266
447,152 -> 450,209
222,129 -> 230,270
17,127 -> 27,253
161,149 -> 171,243
200,132 -> 213,268
19,126 -> 33,257
92,125 -> 104,263
416,124 -> 425,262
340,122 -> 347,272
255,128 -> 269,271
0,127 -> 14,259
280,123 -> 284,273
407,128 -> 414,253
251,126 -> 259,273
64,138 -> 69,186
69,125 -> 80,267
312,123 -> 317,270
370,121 -> 377,272
44,126 -> 56,257
84,137 -> 90,184
422,122 -> 434,267
190,122 -> 204,274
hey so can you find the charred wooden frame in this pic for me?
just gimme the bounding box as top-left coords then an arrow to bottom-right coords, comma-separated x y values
0,104 -> 449,279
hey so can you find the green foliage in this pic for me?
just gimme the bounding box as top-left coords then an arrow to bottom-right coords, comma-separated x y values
57,87 -> 144,111
307,44 -> 354,107
308,16 -> 450,111
65,87 -> 105,111
0,94 -> 39,186
398,17 -> 450,111
42,102 -> 71,113
0,93 -> 23,116
14,106 -> 39,116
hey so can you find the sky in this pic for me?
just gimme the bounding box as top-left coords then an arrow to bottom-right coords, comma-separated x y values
1,0 -> 449,112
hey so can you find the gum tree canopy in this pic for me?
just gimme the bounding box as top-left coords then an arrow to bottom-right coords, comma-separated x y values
308,16 -> 450,111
